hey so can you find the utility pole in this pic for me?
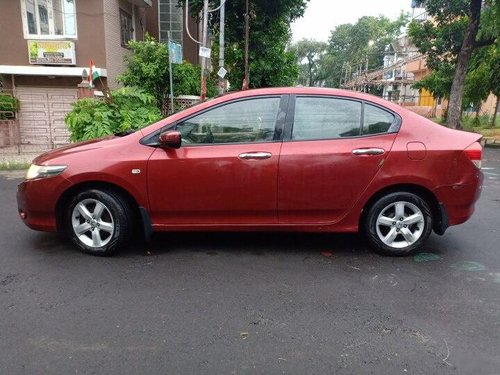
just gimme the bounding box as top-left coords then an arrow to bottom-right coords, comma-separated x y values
200,0 -> 209,100
242,0 -> 249,90
218,0 -> 225,95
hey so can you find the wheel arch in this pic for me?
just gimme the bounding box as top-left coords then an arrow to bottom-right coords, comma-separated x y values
55,181 -> 147,236
359,183 -> 444,234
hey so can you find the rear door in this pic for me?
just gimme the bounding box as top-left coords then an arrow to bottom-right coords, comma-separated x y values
278,96 -> 399,224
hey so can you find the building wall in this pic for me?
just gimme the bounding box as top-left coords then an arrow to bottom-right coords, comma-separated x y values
0,0 -> 107,69
103,0 -> 131,88
0,1 -> 28,66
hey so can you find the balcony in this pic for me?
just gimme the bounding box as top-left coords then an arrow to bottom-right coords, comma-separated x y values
128,0 -> 152,7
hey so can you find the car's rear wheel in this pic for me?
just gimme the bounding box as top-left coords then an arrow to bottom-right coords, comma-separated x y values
364,192 -> 432,256
66,189 -> 131,256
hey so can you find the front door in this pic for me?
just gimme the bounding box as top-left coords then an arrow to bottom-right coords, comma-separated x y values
147,96 -> 286,226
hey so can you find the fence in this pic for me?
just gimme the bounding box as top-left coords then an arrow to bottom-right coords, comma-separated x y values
0,90 -> 201,157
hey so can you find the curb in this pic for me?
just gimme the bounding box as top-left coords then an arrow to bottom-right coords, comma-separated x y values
482,138 -> 500,149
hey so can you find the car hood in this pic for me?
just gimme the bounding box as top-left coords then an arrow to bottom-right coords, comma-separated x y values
33,135 -> 119,165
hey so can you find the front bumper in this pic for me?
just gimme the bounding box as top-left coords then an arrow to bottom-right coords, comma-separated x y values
17,175 -> 71,232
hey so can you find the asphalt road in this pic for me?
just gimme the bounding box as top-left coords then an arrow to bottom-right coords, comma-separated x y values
0,148 -> 499,375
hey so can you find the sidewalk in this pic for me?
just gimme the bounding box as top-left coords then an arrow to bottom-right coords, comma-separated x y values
0,145 -> 47,168
482,137 -> 500,148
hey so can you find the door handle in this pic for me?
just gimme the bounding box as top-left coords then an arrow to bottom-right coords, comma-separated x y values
239,152 -> 272,160
352,148 -> 385,156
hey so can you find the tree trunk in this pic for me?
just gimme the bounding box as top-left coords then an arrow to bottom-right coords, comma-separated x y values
446,0 -> 482,129
491,95 -> 499,128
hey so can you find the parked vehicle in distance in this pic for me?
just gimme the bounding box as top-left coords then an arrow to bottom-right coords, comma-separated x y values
17,87 -> 483,256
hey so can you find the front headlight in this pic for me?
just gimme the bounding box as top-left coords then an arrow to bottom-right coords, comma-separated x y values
26,164 -> 67,180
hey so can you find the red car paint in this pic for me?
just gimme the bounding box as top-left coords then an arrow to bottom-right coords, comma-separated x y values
17,87 -> 483,238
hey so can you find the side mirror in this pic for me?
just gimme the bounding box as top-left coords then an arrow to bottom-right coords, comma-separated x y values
159,130 -> 181,149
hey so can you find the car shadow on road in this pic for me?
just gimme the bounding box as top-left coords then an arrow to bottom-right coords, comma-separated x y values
122,231 -> 375,259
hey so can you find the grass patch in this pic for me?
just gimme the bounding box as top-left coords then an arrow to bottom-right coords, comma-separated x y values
429,116 -> 500,140
0,162 -> 30,171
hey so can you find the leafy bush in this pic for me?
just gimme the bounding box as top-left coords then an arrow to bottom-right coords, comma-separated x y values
65,87 -> 161,142
0,94 -> 19,119
117,35 -> 169,111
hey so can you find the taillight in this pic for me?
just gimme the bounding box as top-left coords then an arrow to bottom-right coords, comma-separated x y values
464,142 -> 482,169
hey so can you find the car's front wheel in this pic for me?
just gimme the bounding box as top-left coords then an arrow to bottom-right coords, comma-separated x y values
66,189 -> 131,256
364,192 -> 433,256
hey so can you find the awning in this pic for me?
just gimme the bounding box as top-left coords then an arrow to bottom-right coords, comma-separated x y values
0,65 -> 107,78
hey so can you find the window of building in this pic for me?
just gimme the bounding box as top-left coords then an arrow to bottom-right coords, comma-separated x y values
120,9 -> 134,47
22,0 -> 76,38
159,0 -> 183,44
176,98 -> 281,145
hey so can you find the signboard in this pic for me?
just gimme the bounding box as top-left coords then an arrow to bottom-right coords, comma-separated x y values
217,67 -> 227,78
28,40 -> 76,65
168,41 -> 182,64
199,47 -> 211,59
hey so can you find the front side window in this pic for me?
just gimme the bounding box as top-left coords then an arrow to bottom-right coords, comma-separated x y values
176,97 -> 281,145
292,97 -> 362,140
22,0 -> 76,38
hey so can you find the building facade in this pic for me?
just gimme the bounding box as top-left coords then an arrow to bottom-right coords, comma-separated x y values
0,0 -> 153,149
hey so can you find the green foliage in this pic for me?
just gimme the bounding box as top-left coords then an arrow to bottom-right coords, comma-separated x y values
65,87 -> 161,142
118,35 -> 215,112
172,62 -> 217,97
179,0 -> 308,88
409,0 -> 499,113
411,64 -> 455,99
289,39 -> 328,86
117,35 -> 170,110
0,94 -> 19,119
320,14 -> 408,89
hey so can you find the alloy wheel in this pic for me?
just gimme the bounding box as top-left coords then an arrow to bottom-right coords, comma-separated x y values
71,198 -> 115,248
375,201 -> 425,249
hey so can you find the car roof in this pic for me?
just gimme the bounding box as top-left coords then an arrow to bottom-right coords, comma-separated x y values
216,87 -> 404,112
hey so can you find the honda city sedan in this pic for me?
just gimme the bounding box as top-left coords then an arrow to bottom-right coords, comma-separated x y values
17,87 -> 483,256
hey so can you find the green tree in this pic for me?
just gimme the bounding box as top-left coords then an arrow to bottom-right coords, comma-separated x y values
290,39 -> 327,86
408,0 -> 499,128
179,0 -> 308,88
118,34 -> 216,113
321,14 -> 408,90
118,35 -> 170,111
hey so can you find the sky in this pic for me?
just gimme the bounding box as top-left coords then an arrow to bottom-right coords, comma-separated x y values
291,0 -> 418,43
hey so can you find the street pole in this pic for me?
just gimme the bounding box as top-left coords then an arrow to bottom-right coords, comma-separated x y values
168,31 -> 174,115
218,0 -> 225,95
242,0 -> 249,90
200,0 -> 209,101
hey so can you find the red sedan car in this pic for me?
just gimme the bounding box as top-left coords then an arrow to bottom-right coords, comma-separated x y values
17,87 -> 483,256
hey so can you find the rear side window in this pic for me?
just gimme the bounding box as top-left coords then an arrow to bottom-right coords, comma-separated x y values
291,97 -> 398,141
363,104 -> 395,135
292,97 -> 362,140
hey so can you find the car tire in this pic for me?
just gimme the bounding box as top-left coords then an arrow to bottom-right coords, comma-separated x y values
364,192 -> 433,256
66,189 -> 131,256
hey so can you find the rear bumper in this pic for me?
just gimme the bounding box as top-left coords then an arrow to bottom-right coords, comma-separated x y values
433,171 -> 483,227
